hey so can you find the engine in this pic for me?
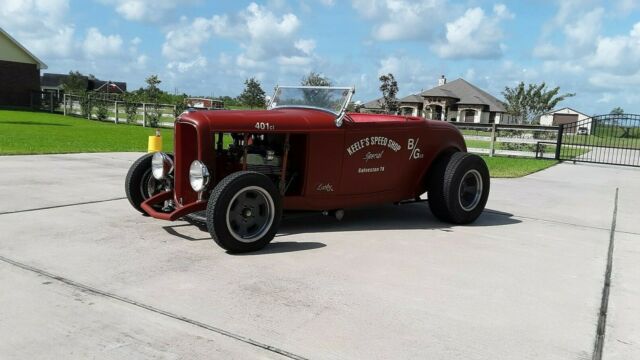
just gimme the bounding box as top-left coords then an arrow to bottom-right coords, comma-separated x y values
246,151 -> 282,175
227,134 -> 283,176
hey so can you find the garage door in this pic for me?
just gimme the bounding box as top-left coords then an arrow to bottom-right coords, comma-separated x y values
552,113 -> 579,126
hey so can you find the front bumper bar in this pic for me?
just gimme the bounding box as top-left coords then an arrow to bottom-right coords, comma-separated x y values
140,190 -> 207,221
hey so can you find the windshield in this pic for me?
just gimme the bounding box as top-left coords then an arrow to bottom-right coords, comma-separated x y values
269,86 -> 353,115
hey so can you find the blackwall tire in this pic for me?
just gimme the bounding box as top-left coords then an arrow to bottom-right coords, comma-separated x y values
206,171 -> 282,253
428,153 -> 490,224
427,153 -> 453,222
125,153 -> 168,214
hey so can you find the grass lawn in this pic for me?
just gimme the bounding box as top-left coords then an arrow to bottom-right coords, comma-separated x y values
0,110 -> 174,155
482,155 -> 558,178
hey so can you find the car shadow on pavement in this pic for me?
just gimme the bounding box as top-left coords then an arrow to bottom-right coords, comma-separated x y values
162,224 -> 210,241
230,241 -> 327,256
276,202 -> 521,237
163,222 -> 328,255
163,203 -> 520,254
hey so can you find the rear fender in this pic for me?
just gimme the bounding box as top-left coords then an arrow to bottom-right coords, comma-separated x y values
417,146 -> 462,193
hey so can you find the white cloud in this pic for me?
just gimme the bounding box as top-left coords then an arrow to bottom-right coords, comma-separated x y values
294,39 -> 316,55
161,3 -> 322,91
587,22 -> 640,75
167,56 -> 208,73
533,1 -> 640,93
162,2 -> 315,71
434,4 -> 514,59
233,3 -> 302,62
83,28 -> 124,59
0,0 -> 75,58
352,0 -> 448,41
98,0 -> 197,23
615,0 -> 639,12
563,8 -> 604,54
277,55 -> 313,66
162,17 -> 214,61
377,55 -> 434,94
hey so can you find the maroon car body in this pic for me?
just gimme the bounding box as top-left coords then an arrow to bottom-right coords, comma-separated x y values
125,86 -> 488,252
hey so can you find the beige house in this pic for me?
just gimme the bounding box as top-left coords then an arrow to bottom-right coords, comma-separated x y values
0,27 -> 47,107
402,77 -> 519,124
363,76 -> 520,124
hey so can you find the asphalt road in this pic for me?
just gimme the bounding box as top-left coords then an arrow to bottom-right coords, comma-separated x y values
0,153 -> 638,359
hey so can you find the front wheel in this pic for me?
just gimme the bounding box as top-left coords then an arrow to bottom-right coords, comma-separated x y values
428,152 -> 490,224
206,171 -> 282,253
125,153 -> 166,214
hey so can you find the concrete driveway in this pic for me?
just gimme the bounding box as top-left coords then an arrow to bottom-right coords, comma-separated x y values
0,153 -> 638,359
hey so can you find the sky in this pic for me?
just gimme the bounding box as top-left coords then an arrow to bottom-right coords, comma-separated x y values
2,0 -> 640,114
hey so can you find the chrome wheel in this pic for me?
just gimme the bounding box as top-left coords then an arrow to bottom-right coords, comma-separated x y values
458,169 -> 483,211
225,186 -> 275,243
141,169 -> 164,199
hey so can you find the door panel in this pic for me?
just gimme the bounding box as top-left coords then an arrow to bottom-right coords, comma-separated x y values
340,121 -> 418,194
305,132 -> 345,196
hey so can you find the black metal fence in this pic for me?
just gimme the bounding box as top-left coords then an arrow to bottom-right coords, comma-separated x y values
557,114 -> 640,167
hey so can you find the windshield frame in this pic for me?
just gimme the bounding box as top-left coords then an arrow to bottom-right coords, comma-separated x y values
268,86 -> 355,126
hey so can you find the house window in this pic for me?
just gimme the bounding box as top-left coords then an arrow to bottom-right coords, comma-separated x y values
464,109 -> 476,123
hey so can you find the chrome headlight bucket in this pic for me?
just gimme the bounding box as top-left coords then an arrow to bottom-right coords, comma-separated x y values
152,152 -> 173,180
189,160 -> 210,192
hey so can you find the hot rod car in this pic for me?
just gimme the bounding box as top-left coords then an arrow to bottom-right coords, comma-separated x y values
125,86 -> 489,252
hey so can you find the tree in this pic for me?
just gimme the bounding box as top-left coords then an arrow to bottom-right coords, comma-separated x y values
239,78 -> 266,109
610,107 -> 624,115
379,73 -> 399,114
61,71 -> 88,95
143,75 -> 162,127
144,75 -> 162,102
502,82 -> 575,124
301,72 -> 332,87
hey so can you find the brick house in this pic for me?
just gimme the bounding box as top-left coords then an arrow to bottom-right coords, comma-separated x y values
0,27 -> 47,107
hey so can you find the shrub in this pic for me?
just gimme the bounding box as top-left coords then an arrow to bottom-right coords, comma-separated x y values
173,99 -> 187,118
146,102 -> 161,128
79,92 -> 91,118
95,99 -> 109,121
123,94 -> 139,124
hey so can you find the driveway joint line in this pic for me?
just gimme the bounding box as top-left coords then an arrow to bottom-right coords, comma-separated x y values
485,209 -> 615,233
592,188 -> 618,360
0,198 -> 126,216
0,255 -> 307,360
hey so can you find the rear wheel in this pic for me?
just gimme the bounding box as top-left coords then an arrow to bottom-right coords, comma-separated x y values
428,152 -> 490,224
206,171 -> 282,253
125,153 -> 166,214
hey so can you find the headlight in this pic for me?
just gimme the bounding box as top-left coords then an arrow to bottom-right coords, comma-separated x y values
152,152 -> 173,180
189,160 -> 210,192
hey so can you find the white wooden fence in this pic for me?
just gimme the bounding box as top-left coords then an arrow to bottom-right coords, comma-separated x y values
61,94 -> 178,128
452,123 -> 561,159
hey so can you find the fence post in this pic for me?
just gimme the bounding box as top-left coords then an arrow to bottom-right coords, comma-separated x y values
142,103 -> 147,127
63,94 -> 67,116
489,123 -> 497,157
114,101 -> 119,124
555,124 -> 564,160
87,97 -> 91,120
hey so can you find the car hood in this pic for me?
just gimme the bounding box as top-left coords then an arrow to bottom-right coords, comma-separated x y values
177,108 -> 340,133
